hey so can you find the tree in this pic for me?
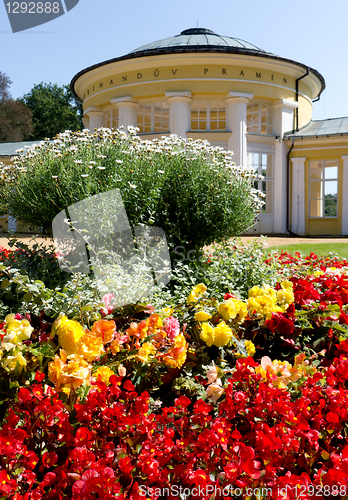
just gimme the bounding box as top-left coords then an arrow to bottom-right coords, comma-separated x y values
0,72 -> 33,142
19,83 -> 83,140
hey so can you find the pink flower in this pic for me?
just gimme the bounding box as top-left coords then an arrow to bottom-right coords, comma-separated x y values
118,365 -> 126,377
206,362 -> 219,384
102,293 -> 116,314
206,379 -> 224,402
165,316 -> 180,341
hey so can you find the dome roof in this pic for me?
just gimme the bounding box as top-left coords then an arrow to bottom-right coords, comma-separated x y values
71,27 -> 325,100
129,27 -> 269,56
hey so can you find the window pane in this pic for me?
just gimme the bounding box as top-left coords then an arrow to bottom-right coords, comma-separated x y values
325,160 -> 338,169
325,166 -> 337,179
325,197 -> 337,217
262,181 -> 272,213
219,118 -> 226,130
310,199 -> 322,217
153,101 -> 169,132
310,182 -> 322,199
325,181 -> 337,196
310,161 -> 323,180
210,121 -> 217,130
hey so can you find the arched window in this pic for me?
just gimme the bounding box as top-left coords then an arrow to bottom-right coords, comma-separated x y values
137,102 -> 169,134
247,103 -> 273,135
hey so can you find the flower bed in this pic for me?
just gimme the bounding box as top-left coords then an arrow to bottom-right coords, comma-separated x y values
1,250 -> 348,498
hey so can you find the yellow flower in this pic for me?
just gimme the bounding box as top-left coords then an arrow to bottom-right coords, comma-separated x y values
2,353 -> 27,374
76,331 -> 105,362
187,283 -> 207,303
245,340 -> 256,357
136,342 -> 156,362
200,322 -> 215,347
213,321 -> 233,347
93,366 -> 115,385
218,298 -> 247,323
194,310 -> 212,322
247,284 -> 281,320
160,306 -> 174,318
277,280 -> 294,309
248,286 -> 260,298
109,339 -> 122,355
3,314 -> 33,344
200,321 -> 233,348
54,316 -> 85,355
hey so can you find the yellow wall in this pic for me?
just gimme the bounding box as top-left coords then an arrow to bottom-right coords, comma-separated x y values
74,53 -> 319,125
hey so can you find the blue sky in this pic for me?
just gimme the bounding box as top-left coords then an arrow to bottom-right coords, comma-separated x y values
1,0 -> 347,121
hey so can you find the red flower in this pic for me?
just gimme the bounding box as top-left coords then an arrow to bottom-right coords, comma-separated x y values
42,451 -> 58,468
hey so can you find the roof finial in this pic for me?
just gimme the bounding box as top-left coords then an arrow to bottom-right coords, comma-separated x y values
196,19 -> 198,27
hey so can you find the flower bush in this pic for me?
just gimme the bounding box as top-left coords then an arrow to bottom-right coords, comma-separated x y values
0,129 -> 263,259
0,247 -> 348,498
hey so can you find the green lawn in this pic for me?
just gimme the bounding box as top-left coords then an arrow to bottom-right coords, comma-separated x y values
265,242 -> 348,260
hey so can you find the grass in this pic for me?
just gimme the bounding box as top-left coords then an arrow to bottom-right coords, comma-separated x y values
264,242 -> 348,260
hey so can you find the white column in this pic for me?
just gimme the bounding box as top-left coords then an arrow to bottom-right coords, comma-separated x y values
85,107 -> 102,131
342,156 -> 348,235
291,157 -> 306,235
82,117 -> 90,130
225,92 -> 253,168
165,91 -> 192,138
273,99 -> 298,233
111,97 -> 138,130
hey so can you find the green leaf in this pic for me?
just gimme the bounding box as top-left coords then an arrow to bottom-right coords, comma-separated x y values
22,292 -> 33,303
29,343 -> 56,358
1,279 -> 10,289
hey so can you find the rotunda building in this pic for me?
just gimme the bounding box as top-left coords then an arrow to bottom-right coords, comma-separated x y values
71,28 -> 348,236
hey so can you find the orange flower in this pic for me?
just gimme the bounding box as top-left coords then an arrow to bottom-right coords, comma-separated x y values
48,350 -> 66,386
163,333 -> 187,369
91,320 -> 116,343
127,320 -> 148,340
48,350 -> 91,392
76,332 -> 105,362
109,339 -> 122,355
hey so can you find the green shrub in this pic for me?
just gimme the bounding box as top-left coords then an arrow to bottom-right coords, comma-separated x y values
0,129 -> 263,259
151,238 -> 281,309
